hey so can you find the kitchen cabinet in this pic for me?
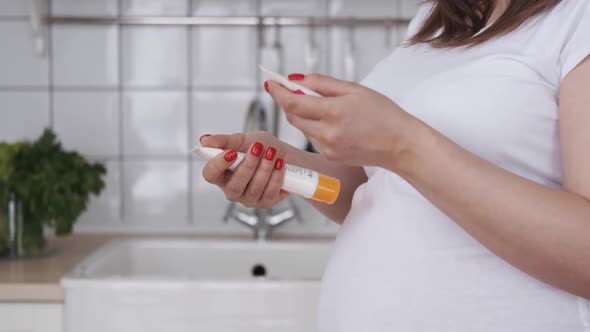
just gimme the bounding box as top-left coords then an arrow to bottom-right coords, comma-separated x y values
0,303 -> 62,332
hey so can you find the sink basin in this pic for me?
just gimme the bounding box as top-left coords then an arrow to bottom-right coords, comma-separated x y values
62,239 -> 333,332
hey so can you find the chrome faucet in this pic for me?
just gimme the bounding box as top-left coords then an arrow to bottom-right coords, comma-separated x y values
224,202 -> 302,241
223,98 -> 302,240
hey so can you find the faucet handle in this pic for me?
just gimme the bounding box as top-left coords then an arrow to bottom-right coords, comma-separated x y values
222,202 -> 236,223
286,197 -> 303,224
266,208 -> 296,226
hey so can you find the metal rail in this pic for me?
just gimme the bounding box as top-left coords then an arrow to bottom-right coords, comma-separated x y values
44,16 -> 411,27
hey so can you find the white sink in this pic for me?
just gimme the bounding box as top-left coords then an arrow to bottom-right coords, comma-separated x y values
62,239 -> 333,332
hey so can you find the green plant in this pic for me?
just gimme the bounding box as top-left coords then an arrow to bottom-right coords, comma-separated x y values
0,142 -> 22,182
10,128 -> 106,236
0,142 -> 22,255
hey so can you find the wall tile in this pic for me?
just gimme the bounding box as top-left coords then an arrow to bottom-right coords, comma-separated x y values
329,0 -> 399,17
0,0 -> 28,16
260,0 -> 328,17
0,92 -> 49,142
400,0 -> 420,19
122,0 -> 188,16
123,160 -> 189,225
0,21 -> 49,86
329,26 -> 391,82
357,27 -> 391,80
191,27 -> 257,88
53,91 -> 119,157
192,0 -> 256,16
191,91 -> 254,138
77,161 -> 122,227
123,91 -> 188,157
52,25 -> 118,87
52,0 -> 118,16
261,26 -> 329,75
122,27 -> 188,88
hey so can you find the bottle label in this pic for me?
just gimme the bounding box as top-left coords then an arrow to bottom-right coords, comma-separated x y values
283,164 -> 319,198
285,164 -> 315,179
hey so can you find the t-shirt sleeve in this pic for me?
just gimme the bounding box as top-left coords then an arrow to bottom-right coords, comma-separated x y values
559,1 -> 590,81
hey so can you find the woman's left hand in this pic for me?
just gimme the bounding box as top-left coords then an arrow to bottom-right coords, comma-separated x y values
265,74 -> 423,169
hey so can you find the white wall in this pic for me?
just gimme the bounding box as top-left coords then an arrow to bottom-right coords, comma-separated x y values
0,0 -> 418,235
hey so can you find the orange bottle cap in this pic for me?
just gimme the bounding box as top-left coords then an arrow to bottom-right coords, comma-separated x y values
312,174 -> 341,204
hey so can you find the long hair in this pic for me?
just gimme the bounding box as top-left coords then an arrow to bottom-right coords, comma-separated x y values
408,0 -> 561,47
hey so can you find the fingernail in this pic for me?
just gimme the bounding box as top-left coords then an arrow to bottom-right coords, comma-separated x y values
251,142 -> 264,157
224,150 -> 237,162
199,134 -> 211,142
265,147 -> 277,161
274,159 -> 284,170
294,89 -> 305,95
288,73 -> 305,81
264,81 -> 270,93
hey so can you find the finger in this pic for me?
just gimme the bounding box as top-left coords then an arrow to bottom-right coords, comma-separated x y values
289,73 -> 357,97
223,142 -> 264,200
243,146 -> 279,203
202,149 -> 238,185
284,113 -> 325,139
259,159 -> 287,206
200,133 -> 248,151
267,81 -> 326,120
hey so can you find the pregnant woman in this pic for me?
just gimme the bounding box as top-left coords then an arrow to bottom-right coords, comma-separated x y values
200,0 -> 590,330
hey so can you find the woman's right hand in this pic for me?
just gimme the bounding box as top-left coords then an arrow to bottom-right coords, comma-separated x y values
200,131 -> 291,209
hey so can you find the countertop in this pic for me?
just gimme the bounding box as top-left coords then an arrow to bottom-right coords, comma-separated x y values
0,234 -> 117,302
0,233 -> 333,303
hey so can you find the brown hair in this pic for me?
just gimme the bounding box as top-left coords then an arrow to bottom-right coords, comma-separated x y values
409,0 -> 561,47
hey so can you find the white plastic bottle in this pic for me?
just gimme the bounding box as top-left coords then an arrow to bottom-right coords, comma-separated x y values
193,147 -> 340,204
259,64 -> 322,96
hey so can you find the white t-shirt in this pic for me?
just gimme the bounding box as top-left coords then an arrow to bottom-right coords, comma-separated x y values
318,1 -> 590,331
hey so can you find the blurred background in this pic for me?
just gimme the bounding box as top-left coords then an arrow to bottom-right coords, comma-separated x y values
0,1 -> 419,331
0,0 -> 418,237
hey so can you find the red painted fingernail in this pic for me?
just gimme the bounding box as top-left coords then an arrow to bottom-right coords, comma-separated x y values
274,159 -> 284,170
294,89 -> 305,95
265,147 -> 277,161
264,81 -> 270,93
224,150 -> 237,162
288,73 -> 305,81
199,134 -> 211,142
251,142 -> 264,157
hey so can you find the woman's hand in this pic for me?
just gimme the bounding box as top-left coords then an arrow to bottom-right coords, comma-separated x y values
265,74 -> 423,170
200,131 -> 290,209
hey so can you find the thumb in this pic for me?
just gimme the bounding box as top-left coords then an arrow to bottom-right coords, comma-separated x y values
200,133 -> 248,152
290,73 -> 357,97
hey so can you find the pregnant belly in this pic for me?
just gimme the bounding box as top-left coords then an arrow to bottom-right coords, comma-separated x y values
317,173 -> 587,332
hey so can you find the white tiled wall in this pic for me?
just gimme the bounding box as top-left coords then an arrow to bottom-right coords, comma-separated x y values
0,21 -> 49,86
52,0 -> 119,17
0,1 -> 28,17
52,25 -> 119,86
122,91 -> 188,157
0,91 -> 49,141
0,0 -> 418,235
54,91 -> 120,157
122,26 -> 188,87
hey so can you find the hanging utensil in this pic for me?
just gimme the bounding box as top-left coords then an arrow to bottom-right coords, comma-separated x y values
344,25 -> 357,82
304,20 -> 320,73
384,18 -> 396,54
271,19 -> 284,137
